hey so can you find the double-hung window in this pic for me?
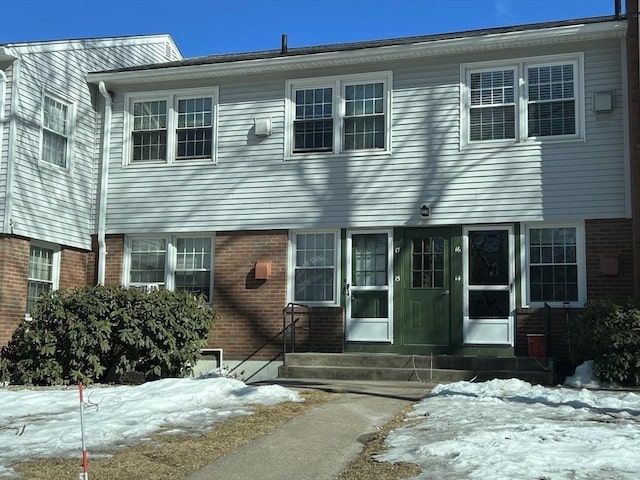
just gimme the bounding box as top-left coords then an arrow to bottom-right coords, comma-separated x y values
287,72 -> 391,157
462,54 -> 583,146
524,224 -> 585,307
126,236 -> 213,302
290,231 -> 339,305
127,88 -> 217,165
27,244 -> 60,312
41,93 -> 73,168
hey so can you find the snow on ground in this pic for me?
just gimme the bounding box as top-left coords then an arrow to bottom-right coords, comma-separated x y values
380,372 -> 640,480
1,364 -> 639,480
0,375 -> 301,477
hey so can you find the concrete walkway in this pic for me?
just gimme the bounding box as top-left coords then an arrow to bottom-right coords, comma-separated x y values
186,381 -> 432,480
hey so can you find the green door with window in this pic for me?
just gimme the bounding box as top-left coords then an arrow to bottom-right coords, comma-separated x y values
398,228 -> 451,346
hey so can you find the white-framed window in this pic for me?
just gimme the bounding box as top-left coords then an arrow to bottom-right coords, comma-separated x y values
285,72 -> 392,158
461,54 -> 583,147
41,92 -> 74,168
289,230 -> 340,305
125,88 -> 218,165
125,235 -> 214,302
27,243 -> 60,312
522,223 -> 586,308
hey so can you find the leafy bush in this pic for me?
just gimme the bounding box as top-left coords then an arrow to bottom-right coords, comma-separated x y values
0,286 -> 216,386
568,298 -> 640,386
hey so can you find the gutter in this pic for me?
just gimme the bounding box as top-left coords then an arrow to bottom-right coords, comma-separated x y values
3,59 -> 19,235
97,81 -> 111,285
86,20 -> 627,87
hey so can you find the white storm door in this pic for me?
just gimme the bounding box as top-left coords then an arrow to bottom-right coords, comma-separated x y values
345,230 -> 393,342
463,226 -> 515,346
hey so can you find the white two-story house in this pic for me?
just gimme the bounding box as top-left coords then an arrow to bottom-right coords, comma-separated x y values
83,13 -> 635,380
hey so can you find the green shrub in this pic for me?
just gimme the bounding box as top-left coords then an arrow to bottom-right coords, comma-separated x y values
0,286 -> 216,386
569,298 -> 640,386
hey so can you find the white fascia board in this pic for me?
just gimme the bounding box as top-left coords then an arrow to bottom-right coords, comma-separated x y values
86,21 -> 626,87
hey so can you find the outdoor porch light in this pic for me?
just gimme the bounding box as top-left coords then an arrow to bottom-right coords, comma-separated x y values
420,204 -> 430,217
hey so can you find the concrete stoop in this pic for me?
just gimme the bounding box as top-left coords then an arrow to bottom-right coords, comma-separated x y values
278,352 -> 554,386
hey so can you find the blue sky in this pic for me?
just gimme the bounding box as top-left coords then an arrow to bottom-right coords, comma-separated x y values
2,0 -> 619,57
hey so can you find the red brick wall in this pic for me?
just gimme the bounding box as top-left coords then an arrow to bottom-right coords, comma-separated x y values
0,236 -> 29,346
60,247 -> 95,288
104,234 -> 125,286
585,218 -> 634,299
209,231 -> 288,360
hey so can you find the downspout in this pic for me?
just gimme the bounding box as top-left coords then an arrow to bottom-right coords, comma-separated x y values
97,81 -> 112,285
3,59 -> 19,235
0,69 -> 6,232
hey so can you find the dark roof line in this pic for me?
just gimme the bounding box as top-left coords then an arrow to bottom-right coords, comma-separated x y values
95,14 -> 621,74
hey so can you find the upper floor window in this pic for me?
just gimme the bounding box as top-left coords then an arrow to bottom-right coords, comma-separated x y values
126,88 -> 217,165
41,93 -> 73,168
286,72 -> 392,158
290,231 -> 339,305
524,224 -> 585,307
126,235 -> 213,302
461,54 -> 583,147
27,244 -> 60,312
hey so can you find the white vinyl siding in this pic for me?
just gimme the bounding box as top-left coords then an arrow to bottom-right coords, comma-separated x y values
104,40 -> 625,233
125,88 -> 218,165
7,36 -> 181,250
285,72 -> 392,158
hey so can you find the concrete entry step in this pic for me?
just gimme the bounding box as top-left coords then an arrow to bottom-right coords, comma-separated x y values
279,353 -> 554,385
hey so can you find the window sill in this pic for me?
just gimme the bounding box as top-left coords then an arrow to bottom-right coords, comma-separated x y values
125,159 -> 217,168
519,301 -> 585,310
460,135 -> 585,152
285,149 -> 391,162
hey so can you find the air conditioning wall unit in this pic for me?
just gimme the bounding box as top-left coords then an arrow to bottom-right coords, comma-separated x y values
129,283 -> 162,293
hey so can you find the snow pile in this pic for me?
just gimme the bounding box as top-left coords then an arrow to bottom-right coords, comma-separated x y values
0,376 -> 301,477
379,378 -> 640,480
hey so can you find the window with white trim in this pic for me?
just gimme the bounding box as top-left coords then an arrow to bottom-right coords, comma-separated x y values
291,231 -> 339,304
41,93 -> 73,168
126,236 -> 213,302
27,244 -> 60,312
126,88 -> 217,165
525,224 -> 585,306
462,54 -> 583,146
286,72 -> 391,157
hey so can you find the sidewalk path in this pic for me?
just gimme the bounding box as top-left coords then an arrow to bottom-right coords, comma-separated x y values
186,381 -> 431,480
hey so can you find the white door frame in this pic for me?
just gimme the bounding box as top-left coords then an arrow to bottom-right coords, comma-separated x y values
345,229 -> 394,342
462,225 -> 515,346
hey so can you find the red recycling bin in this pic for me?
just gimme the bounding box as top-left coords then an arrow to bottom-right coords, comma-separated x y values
527,334 -> 546,358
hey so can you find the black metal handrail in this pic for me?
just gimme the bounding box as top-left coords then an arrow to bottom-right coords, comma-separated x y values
227,303 -> 311,377
282,302 -> 311,365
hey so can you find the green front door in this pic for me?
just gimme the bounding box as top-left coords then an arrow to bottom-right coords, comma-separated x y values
399,228 -> 451,347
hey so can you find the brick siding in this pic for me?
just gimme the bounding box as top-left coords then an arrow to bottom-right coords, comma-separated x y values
585,218 -> 634,299
0,236 -> 30,347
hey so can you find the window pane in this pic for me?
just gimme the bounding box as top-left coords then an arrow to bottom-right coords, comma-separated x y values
132,100 -> 167,162
175,237 -> 212,301
344,82 -> 385,150
294,233 -> 336,302
469,70 -> 516,142
293,87 -> 334,153
130,239 -> 166,285
527,64 -> 576,137
528,227 -> 579,302
176,97 -> 213,159
27,246 -> 54,311
411,237 -> 444,288
42,96 -> 69,167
